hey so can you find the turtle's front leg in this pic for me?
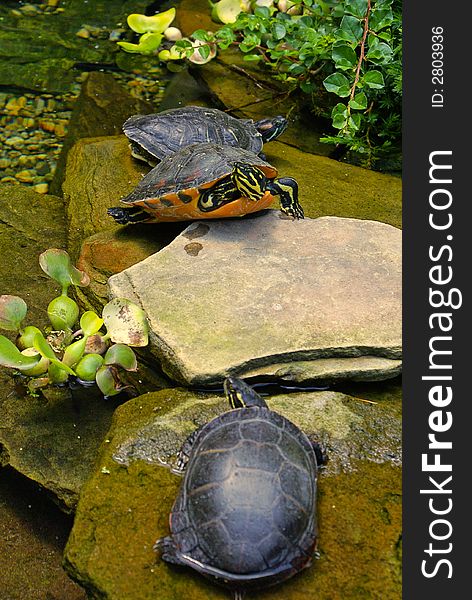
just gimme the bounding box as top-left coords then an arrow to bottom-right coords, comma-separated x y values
267,177 -> 304,220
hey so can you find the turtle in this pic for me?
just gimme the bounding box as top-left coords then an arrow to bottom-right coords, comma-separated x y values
155,377 -> 320,598
107,143 -> 303,224
123,106 -> 288,166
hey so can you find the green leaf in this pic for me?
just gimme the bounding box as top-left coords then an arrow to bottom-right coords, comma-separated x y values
47,296 -> 79,331
243,54 -> 262,62
191,29 -> 211,42
48,361 -> 69,384
366,42 -> 393,65
0,335 -> 40,370
362,70 -> 385,88
344,0 -> 368,18
348,112 -> 362,130
95,365 -> 123,397
104,344 -> 137,372
332,43 -> 358,70
0,295 -> 27,332
33,332 -> 76,376
127,9 -> 176,34
75,354 -> 104,382
198,44 -> 211,60
39,249 -> 90,293
337,15 -> 363,43
134,32 -> 163,54
102,299 -> 149,347
349,91 -> 368,110
369,8 -> 394,30
213,0 -> 244,24
62,337 -> 87,367
17,325 -> 43,350
80,311 -> 104,337
323,72 -> 352,97
273,22 -> 286,40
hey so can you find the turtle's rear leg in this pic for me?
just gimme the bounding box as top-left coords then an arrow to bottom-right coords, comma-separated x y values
267,177 -> 304,220
154,535 -> 186,566
107,206 -> 152,224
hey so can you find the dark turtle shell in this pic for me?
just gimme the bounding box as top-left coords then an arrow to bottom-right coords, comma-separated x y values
168,405 -> 318,589
123,106 -> 264,162
121,142 -> 276,206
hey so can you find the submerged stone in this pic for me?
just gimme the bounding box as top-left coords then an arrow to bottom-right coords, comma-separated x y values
64,385 -> 401,599
108,212 -> 402,385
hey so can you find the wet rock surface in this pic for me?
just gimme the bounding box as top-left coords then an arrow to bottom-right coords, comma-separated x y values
0,0 -> 150,93
108,212 -> 401,385
64,383 -> 401,599
50,72 -> 155,195
0,467 -> 87,600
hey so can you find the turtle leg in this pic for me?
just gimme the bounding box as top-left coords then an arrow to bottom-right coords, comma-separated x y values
266,177 -> 304,220
107,206 -> 152,224
173,427 -> 203,475
154,535 -> 187,566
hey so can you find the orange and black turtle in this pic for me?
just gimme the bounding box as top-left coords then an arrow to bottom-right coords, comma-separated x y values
107,143 -> 303,224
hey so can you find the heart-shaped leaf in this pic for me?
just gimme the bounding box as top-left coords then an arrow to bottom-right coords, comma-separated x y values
80,311 -> 104,336
127,8 -> 176,34
39,249 -> 90,293
102,299 -> 148,347
0,295 -> 27,331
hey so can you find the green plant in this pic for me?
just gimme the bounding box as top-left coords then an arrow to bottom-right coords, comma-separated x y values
117,0 -> 401,166
0,249 -> 149,397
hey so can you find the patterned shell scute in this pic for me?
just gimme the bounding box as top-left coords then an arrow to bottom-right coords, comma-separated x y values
123,106 -> 264,160
121,143 -> 276,205
171,406 -> 318,576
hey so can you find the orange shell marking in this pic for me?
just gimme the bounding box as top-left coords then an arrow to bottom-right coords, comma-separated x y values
133,190 -> 276,223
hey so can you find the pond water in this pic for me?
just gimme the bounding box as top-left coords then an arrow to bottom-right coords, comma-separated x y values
1,1 -> 402,599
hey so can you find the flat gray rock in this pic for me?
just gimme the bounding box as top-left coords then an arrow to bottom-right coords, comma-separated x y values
108,212 -> 401,385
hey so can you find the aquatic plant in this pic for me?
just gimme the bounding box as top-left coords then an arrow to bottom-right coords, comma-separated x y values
0,249 -> 148,397
117,0 -> 401,166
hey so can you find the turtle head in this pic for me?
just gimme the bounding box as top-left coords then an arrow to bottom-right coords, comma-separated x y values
254,115 -> 288,143
224,377 -> 268,409
231,163 -> 267,201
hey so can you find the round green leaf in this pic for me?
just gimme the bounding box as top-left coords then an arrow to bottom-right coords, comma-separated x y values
47,296 -> 79,331
366,42 -> 393,65
39,249 -> 90,291
332,44 -> 358,70
95,365 -> 123,397
344,0 -> 368,19
80,311 -> 104,336
104,344 -> 137,372
273,23 -> 286,40
362,70 -> 385,89
337,16 -> 363,43
17,325 -> 43,350
370,8 -> 394,31
214,0 -> 244,24
76,354 -> 104,382
0,334 -> 40,370
323,73 -> 352,97
127,9 -> 176,34
349,91 -> 368,110
20,349 -> 49,376
48,361 -> 69,384
135,32 -> 163,54
102,299 -> 149,347
0,295 -> 27,332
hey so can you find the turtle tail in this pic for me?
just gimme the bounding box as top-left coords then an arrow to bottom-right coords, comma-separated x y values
107,206 -> 151,225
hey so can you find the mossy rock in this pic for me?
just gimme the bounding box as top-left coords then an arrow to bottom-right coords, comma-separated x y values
64,384 -> 401,599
